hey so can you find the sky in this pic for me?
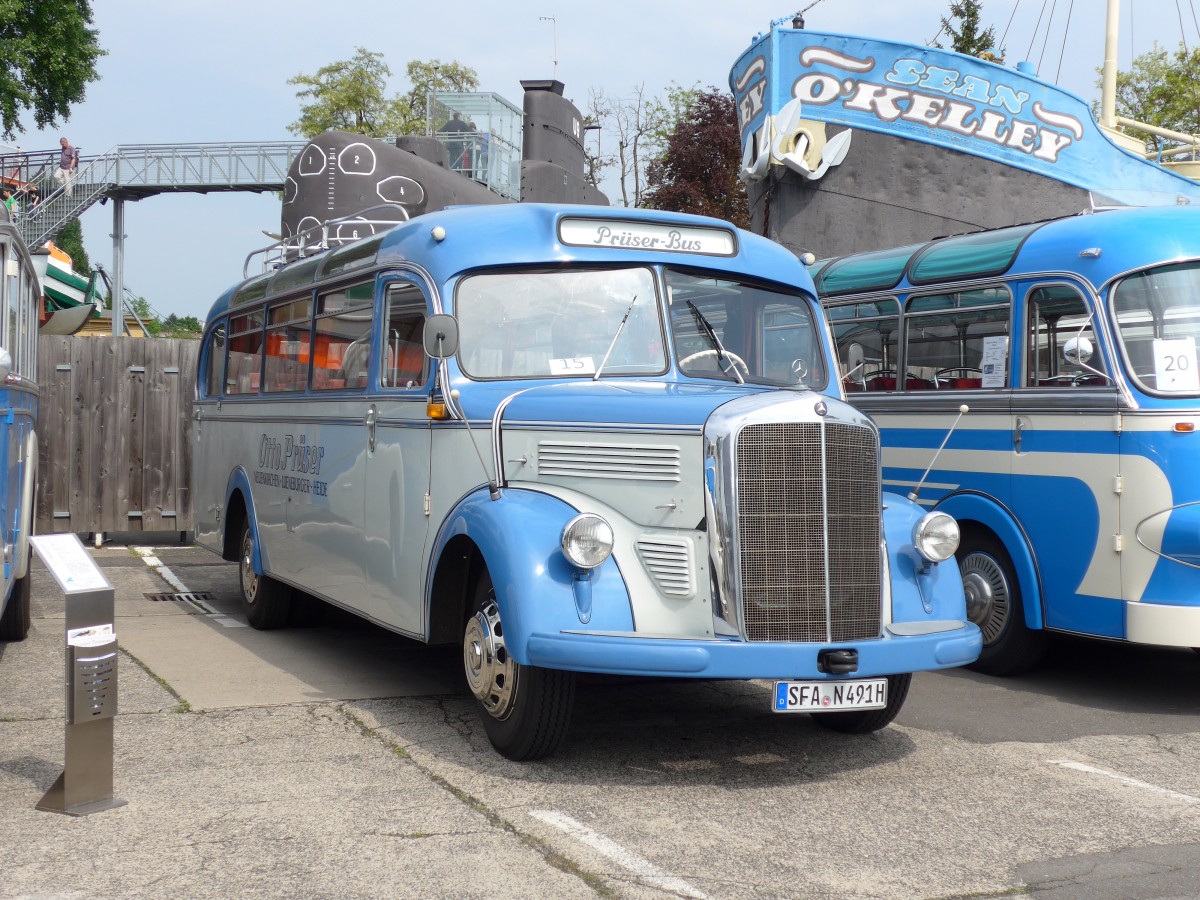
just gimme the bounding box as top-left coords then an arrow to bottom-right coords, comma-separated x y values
11,0 -> 1195,322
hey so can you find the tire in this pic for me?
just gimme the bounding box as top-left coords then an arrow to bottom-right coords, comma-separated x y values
238,520 -> 292,630
958,533 -> 1047,676
288,591 -> 325,628
0,552 -> 31,641
463,569 -> 575,760
810,673 -> 911,734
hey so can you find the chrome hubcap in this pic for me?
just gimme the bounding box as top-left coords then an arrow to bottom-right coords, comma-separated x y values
240,530 -> 259,605
960,551 -> 1010,645
463,598 -> 517,719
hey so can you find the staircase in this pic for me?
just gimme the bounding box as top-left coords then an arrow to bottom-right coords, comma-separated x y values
0,142 -> 306,247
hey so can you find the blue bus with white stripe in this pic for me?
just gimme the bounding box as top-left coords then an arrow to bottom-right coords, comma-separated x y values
193,202 -> 980,759
0,211 -> 40,644
815,204 -> 1200,674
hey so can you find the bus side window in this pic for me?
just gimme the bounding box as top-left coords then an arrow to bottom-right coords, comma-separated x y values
312,282 -> 374,391
203,320 -> 226,398
1025,285 -> 1106,387
905,287 -> 1010,390
381,285 -> 427,389
226,312 -> 264,395
264,298 -> 312,393
828,298 -> 899,392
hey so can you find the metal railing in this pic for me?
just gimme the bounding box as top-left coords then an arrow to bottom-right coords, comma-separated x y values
1,141 -> 306,247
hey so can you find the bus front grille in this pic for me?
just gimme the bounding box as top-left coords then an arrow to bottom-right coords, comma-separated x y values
735,422 -> 882,643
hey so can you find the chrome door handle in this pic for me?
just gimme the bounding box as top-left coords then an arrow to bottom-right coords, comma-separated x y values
366,405 -> 377,453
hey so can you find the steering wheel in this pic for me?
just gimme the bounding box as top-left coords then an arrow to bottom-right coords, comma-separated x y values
934,366 -> 983,388
679,348 -> 750,376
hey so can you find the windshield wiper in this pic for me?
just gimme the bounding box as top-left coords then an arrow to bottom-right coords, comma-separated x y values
685,300 -> 744,384
593,295 -> 637,381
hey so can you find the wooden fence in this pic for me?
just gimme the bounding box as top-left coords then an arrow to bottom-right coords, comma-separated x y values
36,336 -> 198,535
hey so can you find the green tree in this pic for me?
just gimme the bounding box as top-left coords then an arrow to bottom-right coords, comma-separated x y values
288,47 -> 391,137
642,88 -> 748,227
53,217 -> 89,274
125,295 -> 161,336
938,1 -> 1001,61
288,51 -> 479,139
587,81 -> 698,206
0,0 -> 105,140
159,313 -> 201,338
1107,42 -> 1200,141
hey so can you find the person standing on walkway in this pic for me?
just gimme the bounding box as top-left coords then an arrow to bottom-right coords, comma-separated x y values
54,137 -> 78,196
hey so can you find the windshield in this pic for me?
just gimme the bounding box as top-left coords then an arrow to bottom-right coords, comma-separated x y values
1112,262 -> 1200,394
456,267 -> 666,379
666,269 -> 828,388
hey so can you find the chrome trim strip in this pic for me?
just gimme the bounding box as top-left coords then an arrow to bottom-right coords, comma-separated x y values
502,420 -> 704,435
491,389 -> 533,487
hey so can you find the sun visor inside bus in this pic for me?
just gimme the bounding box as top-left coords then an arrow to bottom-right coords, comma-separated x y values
907,223 -> 1043,286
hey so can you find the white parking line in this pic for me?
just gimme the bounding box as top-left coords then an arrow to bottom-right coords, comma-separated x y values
1050,759 -> 1200,805
530,809 -> 708,899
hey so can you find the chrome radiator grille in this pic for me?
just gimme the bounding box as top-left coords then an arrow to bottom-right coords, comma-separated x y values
735,422 -> 882,642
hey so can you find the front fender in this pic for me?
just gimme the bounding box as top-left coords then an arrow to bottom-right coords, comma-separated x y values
934,491 -> 1044,631
428,487 -> 634,665
882,491 -> 968,625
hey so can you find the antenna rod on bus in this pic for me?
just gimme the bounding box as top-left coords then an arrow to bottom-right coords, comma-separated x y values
908,404 -> 969,502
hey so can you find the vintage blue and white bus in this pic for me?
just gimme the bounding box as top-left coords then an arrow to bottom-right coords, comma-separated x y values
815,204 -> 1200,675
0,211 -> 41,643
193,202 -> 980,759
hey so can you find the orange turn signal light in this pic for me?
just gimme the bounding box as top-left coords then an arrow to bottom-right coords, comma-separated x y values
427,400 -> 450,420
1174,422 -> 1195,433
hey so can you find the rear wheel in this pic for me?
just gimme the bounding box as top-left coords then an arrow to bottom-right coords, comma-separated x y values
958,533 -> 1047,675
810,673 -> 911,734
239,521 -> 292,630
0,551 -> 32,641
463,570 -> 575,760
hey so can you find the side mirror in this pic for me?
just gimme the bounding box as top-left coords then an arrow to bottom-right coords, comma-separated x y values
423,314 -> 459,359
0,346 -> 12,382
846,342 -> 864,372
1063,336 -> 1093,366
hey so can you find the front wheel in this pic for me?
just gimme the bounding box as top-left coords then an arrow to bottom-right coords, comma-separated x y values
958,533 -> 1047,675
463,570 -> 575,760
0,551 -> 32,641
239,520 -> 292,630
810,673 -> 911,734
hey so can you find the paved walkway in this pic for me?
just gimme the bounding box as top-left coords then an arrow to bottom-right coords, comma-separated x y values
0,544 -> 599,899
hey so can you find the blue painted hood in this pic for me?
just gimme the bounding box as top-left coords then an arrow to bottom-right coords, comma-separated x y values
477,379 -> 770,430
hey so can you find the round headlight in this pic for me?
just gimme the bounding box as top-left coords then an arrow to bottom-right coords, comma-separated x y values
913,511 -> 960,563
561,513 -> 614,569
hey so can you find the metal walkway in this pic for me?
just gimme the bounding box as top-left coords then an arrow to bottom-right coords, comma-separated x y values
1,142 -> 306,247
1,141 -> 305,334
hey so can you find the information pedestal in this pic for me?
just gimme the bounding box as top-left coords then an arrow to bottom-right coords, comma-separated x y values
31,533 -> 127,816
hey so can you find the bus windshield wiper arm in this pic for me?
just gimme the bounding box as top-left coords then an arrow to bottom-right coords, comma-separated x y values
593,294 -> 637,381
685,300 -> 744,384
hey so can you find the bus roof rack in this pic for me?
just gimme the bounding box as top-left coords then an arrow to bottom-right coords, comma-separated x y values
243,204 -> 410,278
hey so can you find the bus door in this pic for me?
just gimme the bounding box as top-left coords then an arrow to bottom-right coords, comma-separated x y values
1012,282 -> 1122,636
360,281 -> 434,636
